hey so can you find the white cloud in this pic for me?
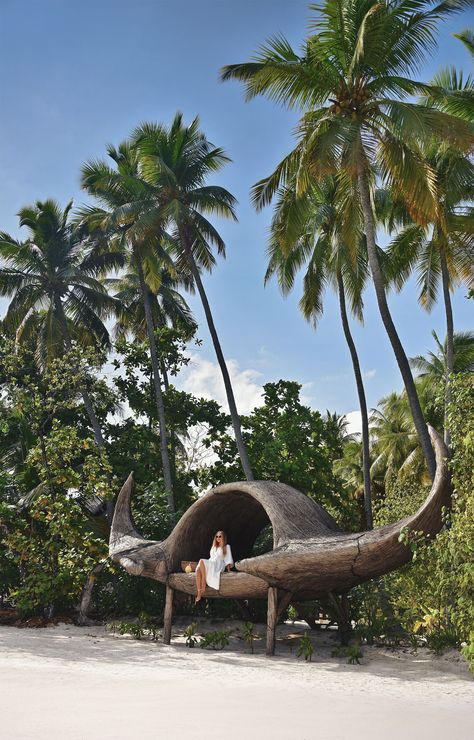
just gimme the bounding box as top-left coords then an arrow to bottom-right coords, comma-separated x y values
345,410 -> 363,437
178,353 -> 264,414
300,382 -> 315,406
363,369 -> 376,380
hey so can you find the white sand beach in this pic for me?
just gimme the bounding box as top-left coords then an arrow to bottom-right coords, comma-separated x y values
1,620 -> 472,740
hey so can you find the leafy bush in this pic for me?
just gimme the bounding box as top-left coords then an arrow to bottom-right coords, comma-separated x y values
199,629 -> 232,650
287,605 -> 298,623
353,375 -> 474,671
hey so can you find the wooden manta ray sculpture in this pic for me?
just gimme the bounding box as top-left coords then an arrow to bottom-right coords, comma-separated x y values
109,427 -> 450,654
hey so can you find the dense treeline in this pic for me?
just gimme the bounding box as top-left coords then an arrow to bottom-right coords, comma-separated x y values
0,0 -> 473,669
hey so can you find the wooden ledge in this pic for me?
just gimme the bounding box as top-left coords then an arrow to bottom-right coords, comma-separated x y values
167,571 -> 269,599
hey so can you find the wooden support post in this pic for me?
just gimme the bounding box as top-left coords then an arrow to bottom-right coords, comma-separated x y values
277,590 -> 293,620
163,585 -> 174,645
266,586 -> 278,656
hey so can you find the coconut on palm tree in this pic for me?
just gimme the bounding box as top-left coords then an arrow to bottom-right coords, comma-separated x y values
0,199 -> 123,446
221,0 -> 474,480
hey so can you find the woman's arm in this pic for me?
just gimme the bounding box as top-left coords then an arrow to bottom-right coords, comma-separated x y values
224,544 -> 234,570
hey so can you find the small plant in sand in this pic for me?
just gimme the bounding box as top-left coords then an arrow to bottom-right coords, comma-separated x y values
108,615 -> 160,641
346,643 -> 363,665
109,621 -> 145,639
331,643 -> 363,664
407,633 -> 422,654
241,622 -> 260,654
199,629 -> 232,650
296,632 -> 314,662
138,613 -> 160,641
184,622 -> 199,647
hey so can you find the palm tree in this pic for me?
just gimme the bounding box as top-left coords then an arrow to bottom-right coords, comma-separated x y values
128,115 -> 254,481
109,269 -> 196,347
410,328 -> 474,379
370,378 -> 443,486
387,141 -> 474,443
264,175 -> 375,527
221,0 -> 474,480
80,142 -> 179,514
0,200 -> 122,445
370,391 -> 421,484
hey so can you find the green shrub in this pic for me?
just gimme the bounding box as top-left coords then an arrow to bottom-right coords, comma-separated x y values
355,375 -> 474,671
199,629 -> 232,650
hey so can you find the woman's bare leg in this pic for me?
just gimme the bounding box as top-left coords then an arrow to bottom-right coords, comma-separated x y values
195,561 -> 206,603
199,562 -> 206,596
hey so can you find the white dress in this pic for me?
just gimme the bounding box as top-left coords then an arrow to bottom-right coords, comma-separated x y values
198,544 -> 234,590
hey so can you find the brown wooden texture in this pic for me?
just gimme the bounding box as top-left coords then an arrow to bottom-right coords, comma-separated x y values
167,572 -> 268,599
266,587 -> 278,656
277,590 -> 293,619
163,586 -> 174,645
110,428 -> 450,600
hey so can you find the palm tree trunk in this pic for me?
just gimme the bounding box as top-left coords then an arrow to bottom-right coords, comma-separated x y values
135,257 -> 175,516
154,303 -> 178,481
154,306 -> 171,391
54,297 -> 105,447
356,150 -> 436,481
181,236 -> 254,481
439,247 -> 454,447
336,271 -> 372,529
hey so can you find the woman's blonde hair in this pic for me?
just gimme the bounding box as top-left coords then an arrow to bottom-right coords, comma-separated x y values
213,530 -> 227,555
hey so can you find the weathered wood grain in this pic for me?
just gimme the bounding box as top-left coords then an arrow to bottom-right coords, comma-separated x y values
163,586 -> 174,645
266,587 -> 278,656
167,572 -> 268,599
110,427 -> 450,600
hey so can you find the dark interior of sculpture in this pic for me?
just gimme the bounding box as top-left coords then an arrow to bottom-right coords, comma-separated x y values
165,490 -> 271,565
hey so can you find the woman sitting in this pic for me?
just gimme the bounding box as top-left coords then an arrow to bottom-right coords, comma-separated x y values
195,530 -> 233,603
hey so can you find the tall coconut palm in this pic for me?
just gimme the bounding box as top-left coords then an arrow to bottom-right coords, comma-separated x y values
109,268 -> 197,499
410,329 -> 474,379
129,115 -> 254,481
0,200 -> 122,445
387,141 -> 474,443
80,142 -> 179,514
221,0 -> 474,480
265,175 -> 375,527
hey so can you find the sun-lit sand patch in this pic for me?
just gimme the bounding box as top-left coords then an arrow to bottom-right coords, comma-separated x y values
1,621 -> 472,740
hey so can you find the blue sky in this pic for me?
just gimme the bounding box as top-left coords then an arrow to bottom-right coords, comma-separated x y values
0,1 -> 473,426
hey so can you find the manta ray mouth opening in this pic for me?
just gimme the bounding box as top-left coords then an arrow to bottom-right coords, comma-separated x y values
168,489 -> 271,568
